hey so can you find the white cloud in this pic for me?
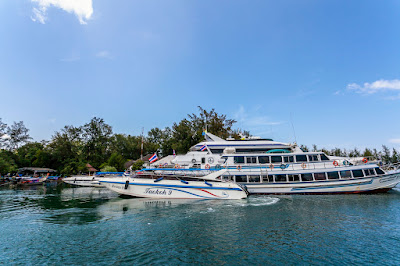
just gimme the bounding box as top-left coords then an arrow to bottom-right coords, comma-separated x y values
95,50 -> 113,59
234,105 -> 285,137
389,138 -> 400,144
31,0 -> 93,24
347,79 -> 400,94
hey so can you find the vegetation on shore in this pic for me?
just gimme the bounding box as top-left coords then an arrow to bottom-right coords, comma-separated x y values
1,107 -> 399,175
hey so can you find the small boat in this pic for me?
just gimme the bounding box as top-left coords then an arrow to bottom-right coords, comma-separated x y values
63,172 -> 125,187
63,175 -> 99,187
100,169 -> 248,199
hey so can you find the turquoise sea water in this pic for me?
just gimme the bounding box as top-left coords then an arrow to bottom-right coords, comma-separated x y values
0,185 -> 399,265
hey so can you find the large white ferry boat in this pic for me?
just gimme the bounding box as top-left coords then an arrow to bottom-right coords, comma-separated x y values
148,132 -> 400,194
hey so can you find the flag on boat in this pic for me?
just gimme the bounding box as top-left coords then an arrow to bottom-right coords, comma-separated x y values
200,145 -> 207,151
149,153 -> 158,163
173,150 -> 176,156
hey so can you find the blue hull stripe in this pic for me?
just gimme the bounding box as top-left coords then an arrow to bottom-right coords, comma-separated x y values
166,187 -> 227,199
100,181 -> 242,191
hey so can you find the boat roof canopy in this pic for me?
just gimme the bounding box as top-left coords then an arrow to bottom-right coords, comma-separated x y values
18,167 -> 56,173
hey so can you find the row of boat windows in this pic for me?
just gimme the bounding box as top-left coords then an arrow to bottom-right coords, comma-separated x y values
231,154 -> 330,164
209,148 -> 290,154
222,168 -> 384,183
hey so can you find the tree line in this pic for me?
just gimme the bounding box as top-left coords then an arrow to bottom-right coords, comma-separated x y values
0,107 -> 243,175
1,107 -> 399,175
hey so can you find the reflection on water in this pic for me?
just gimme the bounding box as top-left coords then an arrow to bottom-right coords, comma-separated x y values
0,186 -> 399,265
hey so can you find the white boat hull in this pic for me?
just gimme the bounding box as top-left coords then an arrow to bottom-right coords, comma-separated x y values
100,177 -> 247,199
63,176 -> 103,187
243,172 -> 400,194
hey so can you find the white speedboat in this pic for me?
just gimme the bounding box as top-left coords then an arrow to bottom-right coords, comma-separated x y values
63,175 -> 100,187
100,170 -> 248,199
63,172 -> 125,187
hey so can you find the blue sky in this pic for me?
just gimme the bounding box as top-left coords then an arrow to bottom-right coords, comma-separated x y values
1,0 -> 400,151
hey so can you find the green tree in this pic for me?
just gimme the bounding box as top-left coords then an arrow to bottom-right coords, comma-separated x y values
107,152 -> 126,171
48,125 -> 84,173
362,148 -> 373,157
0,150 -> 18,175
131,160 -> 144,171
147,127 -> 173,156
110,134 -> 142,160
15,142 -> 44,167
391,148 -> 399,163
5,121 -> 32,151
382,145 -> 391,163
81,117 -> 113,168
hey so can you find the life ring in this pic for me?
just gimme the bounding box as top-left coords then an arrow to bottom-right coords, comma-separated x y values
362,158 -> 368,163
174,164 -> 180,169
269,164 -> 274,169
237,165 -> 242,171
333,161 -> 339,166
301,163 -> 307,169
205,164 -> 210,169
191,159 -> 196,163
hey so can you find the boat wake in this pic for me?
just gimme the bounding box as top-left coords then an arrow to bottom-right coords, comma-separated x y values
226,196 -> 280,207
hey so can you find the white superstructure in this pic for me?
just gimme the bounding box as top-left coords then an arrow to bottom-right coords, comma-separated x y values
170,132 -> 297,169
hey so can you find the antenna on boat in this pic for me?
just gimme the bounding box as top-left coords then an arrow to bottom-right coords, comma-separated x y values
290,113 -> 297,144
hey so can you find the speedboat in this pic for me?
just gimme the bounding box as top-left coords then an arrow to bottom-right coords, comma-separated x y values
63,175 -> 100,187
63,172 -> 125,187
99,169 -> 248,199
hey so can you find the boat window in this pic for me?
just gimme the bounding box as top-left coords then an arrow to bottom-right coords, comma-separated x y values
262,175 -> 273,183
248,175 -> 261,182
314,172 -> 326,180
352,170 -> 364,178
210,149 -> 224,154
301,173 -> 313,181
296,155 -> 308,162
236,148 -> 273,153
339,170 -> 352,179
271,156 -> 282,163
201,157 -> 205,164
288,174 -> 300,182
274,174 -> 287,182
327,171 -> 340,179
234,156 -> 245,164
320,154 -> 330,161
258,156 -> 270,164
364,169 -> 375,176
222,176 -> 233,181
375,168 -> 385,175
283,156 -> 294,163
235,175 -> 247,183
308,155 -> 319,162
246,157 -> 257,164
